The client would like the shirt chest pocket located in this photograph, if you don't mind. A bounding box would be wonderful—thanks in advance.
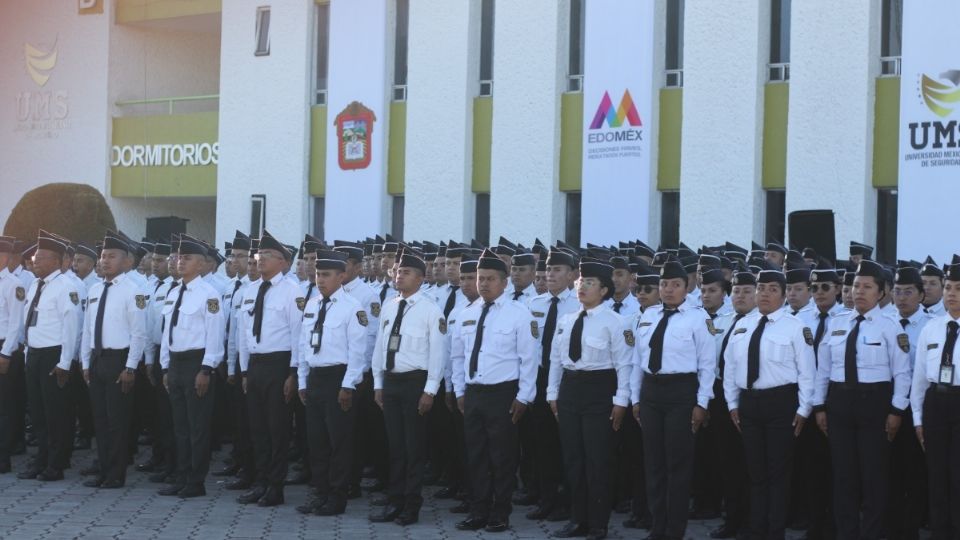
[583,335,610,363]
[764,333,794,365]
[926,343,944,371]
[827,333,850,368]
[665,325,694,354]
[176,300,202,330]
[320,315,348,348]
[858,331,887,366]
[635,324,654,347]
[401,325,428,354]
[491,325,515,354]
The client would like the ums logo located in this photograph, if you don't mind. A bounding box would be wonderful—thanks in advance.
[909,70,960,150]
[24,39,58,87]
[920,70,960,118]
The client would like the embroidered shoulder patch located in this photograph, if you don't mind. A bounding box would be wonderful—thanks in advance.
[624,330,635,347]
[371,302,381,317]
[802,327,814,346]
[530,321,540,339]
[69,292,79,305]
[831,329,847,336]
[439,319,447,334]
[357,311,369,327]
[135,295,147,310]
[897,333,910,353]
[928,343,940,350]
[734,327,747,335]
[15,287,25,302]
[295,297,306,311]
[207,298,220,314]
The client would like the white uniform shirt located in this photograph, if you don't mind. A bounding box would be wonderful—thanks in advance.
[145,278,178,364]
[342,277,381,371]
[510,282,538,306]
[159,276,225,370]
[450,292,539,404]
[606,293,641,319]
[722,308,817,417]
[796,302,849,357]
[924,300,945,317]
[0,268,26,356]
[910,313,960,425]
[226,279,254,376]
[896,308,933,369]
[22,270,81,370]
[237,272,303,372]
[297,287,368,390]
[14,266,36,290]
[80,273,148,370]
[528,288,581,368]
[371,290,445,395]
[546,305,633,407]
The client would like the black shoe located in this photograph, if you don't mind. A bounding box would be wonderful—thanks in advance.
[455,517,488,530]
[449,501,470,514]
[83,478,103,488]
[690,507,721,520]
[296,497,324,515]
[586,528,607,540]
[346,484,361,499]
[364,480,385,492]
[100,479,124,489]
[614,500,631,513]
[370,504,402,523]
[315,498,346,516]
[211,464,240,477]
[36,469,63,481]
[787,517,810,531]
[370,494,390,506]
[80,464,99,476]
[225,478,252,491]
[284,470,310,486]
[135,460,158,473]
[257,486,284,507]
[17,467,41,480]
[158,484,185,496]
[526,505,554,520]
[178,485,206,498]
[237,486,267,504]
[485,518,509,533]
[710,524,739,539]
[552,522,589,537]
[513,490,539,506]
[546,506,571,522]
[73,437,91,450]
[395,509,419,526]
[0,461,10,474]
[148,471,172,483]
[623,514,653,530]
[434,486,456,499]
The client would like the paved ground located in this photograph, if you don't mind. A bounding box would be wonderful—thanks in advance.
[0,447,926,539]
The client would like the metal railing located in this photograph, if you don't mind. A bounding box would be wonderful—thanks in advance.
[567,74,583,93]
[880,56,901,77]
[768,62,790,82]
[665,69,684,88]
[115,94,219,115]
[479,79,494,97]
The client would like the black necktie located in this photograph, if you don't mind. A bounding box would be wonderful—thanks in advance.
[513,290,524,301]
[814,312,829,349]
[648,308,679,373]
[792,309,799,316]
[168,284,187,346]
[305,282,316,301]
[541,296,560,369]
[386,299,408,371]
[380,282,389,304]
[153,279,165,295]
[224,279,244,340]
[747,315,769,389]
[469,302,494,378]
[444,286,459,320]
[718,313,746,377]
[24,279,45,345]
[312,297,332,353]
[93,281,113,355]
[942,321,959,368]
[899,318,910,330]
[160,281,178,334]
[251,280,272,343]
[845,315,865,384]
[613,301,623,313]
[568,310,588,362]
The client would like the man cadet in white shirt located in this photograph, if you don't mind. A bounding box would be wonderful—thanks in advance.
[605,255,640,318]
[0,236,26,474]
[80,232,148,489]
[921,257,946,316]
[509,250,538,305]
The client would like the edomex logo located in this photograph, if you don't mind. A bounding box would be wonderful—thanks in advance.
[588,90,642,143]
[909,70,960,150]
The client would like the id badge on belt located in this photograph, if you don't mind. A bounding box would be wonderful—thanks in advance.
[388,334,401,353]
[940,364,954,385]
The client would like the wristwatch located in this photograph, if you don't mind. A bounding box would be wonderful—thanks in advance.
[125,368,136,375]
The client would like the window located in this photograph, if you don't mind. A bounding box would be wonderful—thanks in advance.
[665,0,684,87]
[315,3,330,104]
[876,189,898,263]
[255,6,271,56]
[660,191,680,247]
[880,0,902,76]
[567,0,585,92]
[565,192,582,246]
[769,0,790,81]
[250,194,266,238]
[478,0,495,96]
[312,197,325,240]
[393,0,410,101]
[475,194,490,245]
[765,190,786,244]
[391,196,405,239]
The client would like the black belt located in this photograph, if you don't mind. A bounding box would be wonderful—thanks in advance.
[310,364,347,374]
[930,383,960,395]
[644,371,697,382]
[250,351,290,363]
[27,345,61,353]
[742,383,798,396]
[385,369,426,380]
[92,348,129,358]
[170,349,204,360]
[466,379,517,392]
[562,368,616,379]
[829,381,891,391]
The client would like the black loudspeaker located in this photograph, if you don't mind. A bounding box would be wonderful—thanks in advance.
[788,210,836,264]
[146,216,189,244]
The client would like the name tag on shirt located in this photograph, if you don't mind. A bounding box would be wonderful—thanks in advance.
[244,299,255,305]
[89,297,99,304]
[304,312,315,319]
[462,320,476,327]
[928,343,940,350]
[832,330,847,336]
[532,311,545,317]
[734,328,747,335]
[940,364,954,385]
[638,322,652,328]
[165,301,174,306]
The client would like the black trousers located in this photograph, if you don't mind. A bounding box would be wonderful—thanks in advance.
[8,347,26,452]
[291,387,309,472]
[246,352,291,488]
[797,414,833,539]
[426,381,452,481]
[232,358,255,483]
[0,343,25,463]
[922,385,960,540]
[129,357,154,454]
[168,349,214,487]
[888,406,926,540]
[709,378,748,530]
[464,380,520,522]
[150,355,176,474]
[445,384,468,495]
[532,367,565,508]
[70,361,94,440]
[25,346,72,472]
[382,369,428,508]
[211,361,233,448]
[558,369,617,530]
[739,384,799,540]
[616,402,648,517]
[88,350,134,484]
[826,382,892,540]
[638,373,698,539]
[306,364,355,501]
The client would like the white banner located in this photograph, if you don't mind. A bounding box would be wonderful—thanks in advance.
[897,0,957,263]
[324,0,388,240]
[580,0,655,245]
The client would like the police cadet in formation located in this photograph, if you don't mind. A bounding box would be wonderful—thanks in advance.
[158,234,224,498]
[370,249,445,526]
[723,269,816,540]
[80,232,147,488]
[921,257,946,316]
[814,259,911,540]
[19,231,82,482]
[0,236,26,474]
[911,257,960,540]
[295,249,367,516]
[451,248,538,533]
[237,230,302,507]
[631,257,716,540]
[546,258,632,540]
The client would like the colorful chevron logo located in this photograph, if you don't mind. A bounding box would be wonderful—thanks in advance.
[920,70,960,118]
[589,90,642,129]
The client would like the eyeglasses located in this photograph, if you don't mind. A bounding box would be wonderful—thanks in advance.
[637,285,657,294]
[809,284,835,293]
